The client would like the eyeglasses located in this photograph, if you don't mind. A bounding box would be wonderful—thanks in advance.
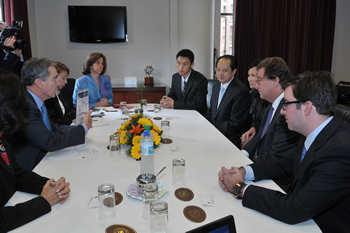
[281,100,304,110]
[256,77,265,84]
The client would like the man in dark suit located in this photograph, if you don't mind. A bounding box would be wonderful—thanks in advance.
[5,58,92,171]
[160,49,208,115]
[205,55,251,147]
[242,57,300,164]
[218,71,350,232]
[0,70,71,232]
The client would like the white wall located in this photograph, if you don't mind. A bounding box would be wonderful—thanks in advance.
[331,0,350,84]
[27,0,215,89]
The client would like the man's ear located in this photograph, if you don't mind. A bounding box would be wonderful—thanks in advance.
[304,101,313,116]
[232,68,237,76]
[191,62,194,68]
[274,76,280,88]
[34,78,42,88]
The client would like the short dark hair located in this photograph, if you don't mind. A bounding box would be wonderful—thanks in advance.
[248,59,262,70]
[216,55,238,72]
[82,52,107,75]
[291,71,337,116]
[257,57,291,86]
[176,49,194,64]
[0,69,27,133]
[55,62,70,76]
[21,58,56,86]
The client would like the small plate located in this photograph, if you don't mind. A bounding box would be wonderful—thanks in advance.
[126,181,168,200]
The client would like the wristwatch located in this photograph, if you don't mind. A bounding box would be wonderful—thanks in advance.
[231,182,246,199]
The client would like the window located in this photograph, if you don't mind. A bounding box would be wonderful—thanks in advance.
[220,0,234,56]
[0,1,4,22]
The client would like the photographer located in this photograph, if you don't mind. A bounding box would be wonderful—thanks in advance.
[0,22,24,77]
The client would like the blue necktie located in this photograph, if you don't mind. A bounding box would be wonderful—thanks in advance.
[217,86,225,109]
[260,106,274,138]
[300,146,307,163]
[41,104,51,131]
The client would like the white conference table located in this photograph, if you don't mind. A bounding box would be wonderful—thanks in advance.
[8,105,321,233]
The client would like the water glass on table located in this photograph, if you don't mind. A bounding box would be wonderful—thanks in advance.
[98,183,116,220]
[142,183,159,219]
[161,120,170,139]
[109,134,121,156]
[150,200,168,233]
[172,158,186,187]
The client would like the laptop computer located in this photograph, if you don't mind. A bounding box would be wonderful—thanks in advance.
[186,215,236,233]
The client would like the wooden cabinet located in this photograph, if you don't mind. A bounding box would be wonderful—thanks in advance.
[112,84,166,104]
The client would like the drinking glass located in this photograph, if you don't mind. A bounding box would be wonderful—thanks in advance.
[161,120,170,139]
[172,158,186,187]
[150,200,168,233]
[98,183,116,220]
[109,134,121,156]
[142,184,159,219]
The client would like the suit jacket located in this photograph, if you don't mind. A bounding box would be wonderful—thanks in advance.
[243,116,350,232]
[244,100,301,163]
[249,88,269,132]
[0,50,23,77]
[45,94,75,125]
[5,91,86,171]
[205,78,251,147]
[167,69,208,115]
[0,138,51,232]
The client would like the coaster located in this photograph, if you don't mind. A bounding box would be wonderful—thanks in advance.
[183,205,206,223]
[115,192,123,206]
[148,110,154,112]
[106,224,137,233]
[175,188,194,202]
[121,117,129,120]
[153,117,162,120]
[161,138,173,144]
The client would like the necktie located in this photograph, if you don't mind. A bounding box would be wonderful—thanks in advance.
[182,80,187,96]
[217,86,225,109]
[41,104,52,131]
[300,146,307,163]
[260,106,274,138]
[254,106,274,158]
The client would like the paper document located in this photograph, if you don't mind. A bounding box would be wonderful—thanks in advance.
[48,145,104,160]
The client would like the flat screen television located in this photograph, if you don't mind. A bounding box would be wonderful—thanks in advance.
[68,6,128,43]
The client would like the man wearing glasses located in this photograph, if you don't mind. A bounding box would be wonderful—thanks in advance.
[4,58,93,171]
[218,71,350,232]
[241,57,301,192]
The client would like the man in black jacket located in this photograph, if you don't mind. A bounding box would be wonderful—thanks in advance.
[160,49,208,115]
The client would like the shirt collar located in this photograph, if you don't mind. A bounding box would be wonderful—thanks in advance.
[304,116,333,150]
[27,89,44,110]
[220,77,234,90]
[182,69,192,82]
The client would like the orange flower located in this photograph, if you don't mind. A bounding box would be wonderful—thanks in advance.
[128,123,143,137]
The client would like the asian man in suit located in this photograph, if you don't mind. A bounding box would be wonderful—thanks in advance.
[218,71,350,232]
[5,58,93,171]
[160,49,208,115]
[205,55,251,147]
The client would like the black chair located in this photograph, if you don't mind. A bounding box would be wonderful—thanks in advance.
[336,81,350,106]
[206,79,220,108]
[59,78,76,111]
[335,104,350,124]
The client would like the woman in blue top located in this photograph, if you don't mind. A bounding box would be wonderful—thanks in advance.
[73,52,113,108]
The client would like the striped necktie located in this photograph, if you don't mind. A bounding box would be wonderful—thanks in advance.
[182,80,187,96]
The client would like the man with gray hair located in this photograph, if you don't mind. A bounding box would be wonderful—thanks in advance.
[5,58,92,170]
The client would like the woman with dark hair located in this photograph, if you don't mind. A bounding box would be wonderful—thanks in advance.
[0,69,70,232]
[45,62,76,125]
[241,59,269,147]
[72,52,113,108]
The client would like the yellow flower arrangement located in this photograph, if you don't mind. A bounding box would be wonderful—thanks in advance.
[116,114,162,160]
